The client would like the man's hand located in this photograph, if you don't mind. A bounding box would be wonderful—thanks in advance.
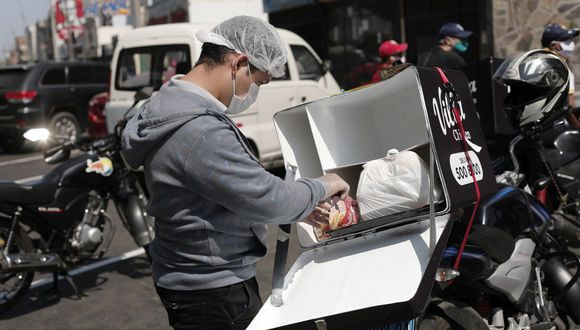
[318,174,350,200]
[302,201,331,228]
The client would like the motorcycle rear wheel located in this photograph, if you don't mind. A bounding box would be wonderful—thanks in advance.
[0,223,35,313]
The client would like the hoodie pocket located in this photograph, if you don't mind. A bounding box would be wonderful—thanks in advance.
[241,224,268,267]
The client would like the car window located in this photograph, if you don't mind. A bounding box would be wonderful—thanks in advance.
[161,50,190,84]
[290,45,322,81]
[0,68,29,88]
[96,67,109,83]
[116,45,191,91]
[69,66,109,85]
[41,68,66,85]
[117,52,153,89]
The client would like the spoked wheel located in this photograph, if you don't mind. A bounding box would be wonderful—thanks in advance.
[0,223,34,313]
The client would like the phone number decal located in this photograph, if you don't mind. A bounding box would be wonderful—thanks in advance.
[449,151,483,186]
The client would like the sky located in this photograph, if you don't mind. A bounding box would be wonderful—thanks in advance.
[0,0,52,58]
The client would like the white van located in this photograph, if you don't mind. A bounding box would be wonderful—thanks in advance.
[105,23,340,168]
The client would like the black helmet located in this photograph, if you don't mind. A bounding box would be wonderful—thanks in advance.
[498,49,569,134]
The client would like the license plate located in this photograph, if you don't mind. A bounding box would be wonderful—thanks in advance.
[368,319,414,330]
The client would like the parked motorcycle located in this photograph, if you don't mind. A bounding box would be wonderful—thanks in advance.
[495,123,580,250]
[421,51,580,330]
[0,88,154,312]
[490,52,580,249]
[422,183,580,329]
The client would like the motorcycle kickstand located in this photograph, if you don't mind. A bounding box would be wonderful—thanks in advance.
[51,268,82,300]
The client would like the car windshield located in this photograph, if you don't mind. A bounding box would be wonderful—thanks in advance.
[0,68,29,89]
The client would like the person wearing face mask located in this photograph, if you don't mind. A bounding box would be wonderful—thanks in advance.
[371,40,408,83]
[419,22,472,69]
[542,23,580,128]
[122,16,349,330]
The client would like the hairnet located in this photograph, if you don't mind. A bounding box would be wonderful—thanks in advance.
[196,16,288,78]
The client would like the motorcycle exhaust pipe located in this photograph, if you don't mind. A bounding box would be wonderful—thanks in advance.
[0,253,62,272]
[541,256,580,323]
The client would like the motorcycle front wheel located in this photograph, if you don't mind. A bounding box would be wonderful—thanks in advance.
[420,314,464,330]
[0,222,35,313]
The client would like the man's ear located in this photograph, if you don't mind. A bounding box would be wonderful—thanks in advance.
[231,54,249,75]
[551,41,562,51]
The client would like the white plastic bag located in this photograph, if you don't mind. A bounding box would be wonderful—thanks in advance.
[356,149,434,221]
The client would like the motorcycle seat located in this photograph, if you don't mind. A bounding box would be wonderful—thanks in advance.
[0,170,60,204]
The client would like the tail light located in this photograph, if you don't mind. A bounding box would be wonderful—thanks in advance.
[88,93,109,138]
[536,188,547,205]
[5,90,37,103]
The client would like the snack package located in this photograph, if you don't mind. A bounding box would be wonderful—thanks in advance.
[314,196,360,240]
[356,149,438,221]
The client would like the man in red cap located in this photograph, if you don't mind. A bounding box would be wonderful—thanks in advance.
[371,40,408,83]
[419,22,472,69]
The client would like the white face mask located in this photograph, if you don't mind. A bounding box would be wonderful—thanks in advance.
[560,39,575,57]
[227,63,260,115]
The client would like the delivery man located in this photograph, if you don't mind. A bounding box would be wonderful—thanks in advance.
[122,16,349,329]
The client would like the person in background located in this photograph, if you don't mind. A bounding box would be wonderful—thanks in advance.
[542,23,580,128]
[419,22,472,69]
[371,40,408,83]
[122,16,350,330]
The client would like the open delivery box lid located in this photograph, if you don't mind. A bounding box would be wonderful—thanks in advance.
[248,66,497,329]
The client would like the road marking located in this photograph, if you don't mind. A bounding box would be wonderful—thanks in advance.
[30,247,146,289]
[0,154,44,167]
[14,175,44,184]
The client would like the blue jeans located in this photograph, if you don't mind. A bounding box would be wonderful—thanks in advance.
[155,277,262,330]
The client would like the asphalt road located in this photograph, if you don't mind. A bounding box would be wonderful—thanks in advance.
[0,143,303,329]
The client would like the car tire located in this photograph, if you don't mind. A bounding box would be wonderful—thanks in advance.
[49,112,81,144]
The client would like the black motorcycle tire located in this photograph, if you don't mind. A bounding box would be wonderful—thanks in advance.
[420,314,464,330]
[0,136,26,154]
[0,223,35,313]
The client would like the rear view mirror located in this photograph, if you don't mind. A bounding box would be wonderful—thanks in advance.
[134,86,153,102]
[321,60,332,75]
[44,145,71,164]
[124,86,154,120]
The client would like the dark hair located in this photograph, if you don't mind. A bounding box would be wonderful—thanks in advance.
[195,43,236,67]
[195,42,260,72]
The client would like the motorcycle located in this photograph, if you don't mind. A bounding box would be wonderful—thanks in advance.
[0,88,154,312]
[421,182,580,329]
[493,124,580,253]
[421,51,580,330]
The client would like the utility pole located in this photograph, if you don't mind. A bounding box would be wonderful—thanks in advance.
[51,0,61,61]
[132,0,142,27]
[65,0,75,61]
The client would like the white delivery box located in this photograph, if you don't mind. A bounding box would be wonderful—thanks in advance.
[248,65,497,330]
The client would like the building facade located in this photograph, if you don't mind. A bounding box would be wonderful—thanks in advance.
[267,0,580,89]
[493,0,580,88]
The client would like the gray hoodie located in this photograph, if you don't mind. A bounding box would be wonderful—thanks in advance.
[122,76,326,291]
